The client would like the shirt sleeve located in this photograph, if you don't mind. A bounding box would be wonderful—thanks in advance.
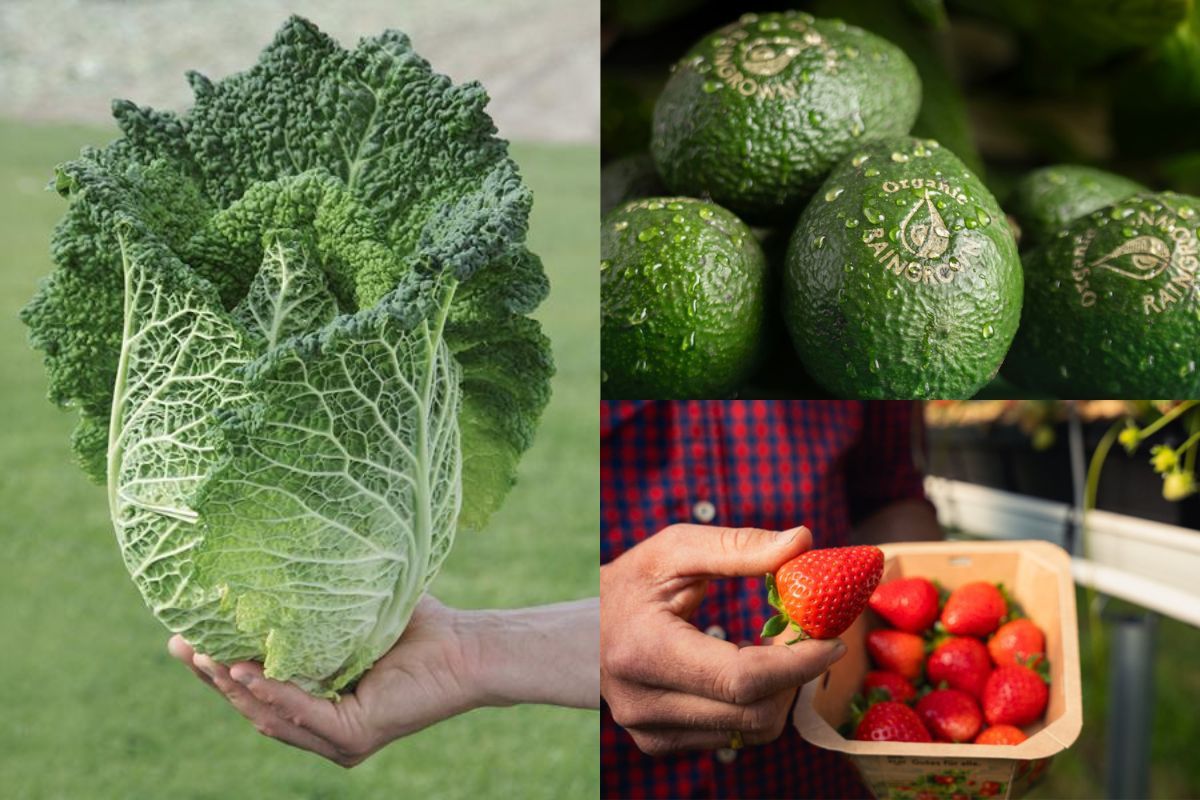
[844,400,929,523]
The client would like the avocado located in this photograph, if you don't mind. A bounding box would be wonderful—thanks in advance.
[651,11,921,224]
[1009,165,1147,248]
[601,197,766,398]
[783,136,1022,398]
[1004,192,1200,397]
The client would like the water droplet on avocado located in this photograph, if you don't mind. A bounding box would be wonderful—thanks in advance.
[613,220,629,232]
[1121,226,1135,238]
[600,259,611,273]
[845,218,859,229]
[1181,207,1196,219]
[824,187,844,202]
[863,206,884,223]
[634,358,649,373]
[852,154,870,167]
[864,168,880,177]
[981,323,994,339]
[672,214,685,224]
[976,208,991,226]
[637,228,661,242]
[667,202,684,210]
[1059,365,1070,379]
[886,287,898,300]
[964,218,978,230]
[698,207,714,220]
[813,235,826,250]
[702,80,722,94]
[1109,206,1134,220]
[844,263,855,273]
[890,152,910,163]
[628,308,648,326]
[845,46,860,59]
[808,110,825,127]
[868,358,880,374]
[680,332,696,351]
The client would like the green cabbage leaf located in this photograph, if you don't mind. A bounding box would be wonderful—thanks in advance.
[22,16,552,695]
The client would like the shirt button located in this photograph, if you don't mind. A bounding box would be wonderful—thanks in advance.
[704,625,726,640]
[715,747,738,764]
[692,500,716,523]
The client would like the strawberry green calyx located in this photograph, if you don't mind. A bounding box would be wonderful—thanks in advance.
[762,572,806,643]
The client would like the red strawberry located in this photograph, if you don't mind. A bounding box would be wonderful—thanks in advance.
[869,576,941,633]
[932,775,955,785]
[941,581,1007,636]
[988,618,1046,668]
[867,629,926,681]
[853,701,933,742]
[916,688,984,743]
[983,665,1049,726]
[762,545,884,641]
[975,724,1029,745]
[927,637,992,698]
[979,780,1002,796]
[863,670,917,703]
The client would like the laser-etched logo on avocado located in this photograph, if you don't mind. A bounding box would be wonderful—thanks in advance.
[899,193,951,260]
[708,16,837,99]
[859,182,976,286]
[1090,236,1171,281]
[1070,207,1200,314]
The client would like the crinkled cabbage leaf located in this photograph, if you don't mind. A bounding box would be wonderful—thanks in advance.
[21,16,552,695]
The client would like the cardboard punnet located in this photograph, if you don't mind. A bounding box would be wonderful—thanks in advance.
[793,540,1082,800]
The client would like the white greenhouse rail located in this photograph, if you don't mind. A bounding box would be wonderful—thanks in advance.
[925,476,1200,628]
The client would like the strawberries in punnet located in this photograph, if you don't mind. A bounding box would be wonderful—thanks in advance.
[762,545,884,642]
[983,664,1049,726]
[916,688,983,742]
[854,701,933,742]
[974,724,1029,745]
[927,636,993,699]
[863,670,917,703]
[941,581,1007,636]
[867,629,926,681]
[869,576,941,633]
[988,618,1046,668]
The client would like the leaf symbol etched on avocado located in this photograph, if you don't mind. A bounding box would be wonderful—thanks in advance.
[740,37,806,77]
[1090,236,1171,280]
[899,192,950,260]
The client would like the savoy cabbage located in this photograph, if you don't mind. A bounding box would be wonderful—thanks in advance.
[21,16,552,695]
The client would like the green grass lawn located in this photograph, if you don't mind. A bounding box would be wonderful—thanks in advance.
[0,118,599,799]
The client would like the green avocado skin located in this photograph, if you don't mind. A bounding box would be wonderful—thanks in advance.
[784,136,1022,399]
[1009,165,1147,248]
[602,197,766,398]
[1004,192,1200,397]
[651,11,921,225]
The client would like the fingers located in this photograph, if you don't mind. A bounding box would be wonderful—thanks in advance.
[227,662,348,742]
[614,617,844,702]
[191,654,348,763]
[168,635,217,691]
[612,684,797,738]
[630,727,756,757]
[654,524,812,578]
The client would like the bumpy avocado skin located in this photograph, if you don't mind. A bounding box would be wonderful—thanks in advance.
[1009,165,1147,248]
[651,11,921,225]
[784,136,1022,399]
[1004,192,1200,397]
[601,197,766,398]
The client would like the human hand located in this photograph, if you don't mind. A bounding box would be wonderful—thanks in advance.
[169,594,478,767]
[600,524,847,755]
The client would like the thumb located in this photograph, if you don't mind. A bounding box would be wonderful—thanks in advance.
[655,523,812,578]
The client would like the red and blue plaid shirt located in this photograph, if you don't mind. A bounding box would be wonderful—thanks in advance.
[601,401,928,799]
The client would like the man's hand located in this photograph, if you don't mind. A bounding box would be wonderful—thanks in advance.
[170,595,476,767]
[600,524,847,756]
[170,595,599,768]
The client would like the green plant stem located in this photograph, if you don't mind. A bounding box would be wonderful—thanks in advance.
[1082,419,1123,677]
[1134,400,1199,442]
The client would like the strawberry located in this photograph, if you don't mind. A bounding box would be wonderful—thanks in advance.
[853,701,933,742]
[974,724,1029,745]
[915,688,983,743]
[988,618,1046,668]
[867,629,926,681]
[761,545,883,642]
[869,576,940,633]
[983,665,1049,726]
[940,581,1007,636]
[927,636,992,699]
[863,670,917,703]
[979,780,1002,796]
